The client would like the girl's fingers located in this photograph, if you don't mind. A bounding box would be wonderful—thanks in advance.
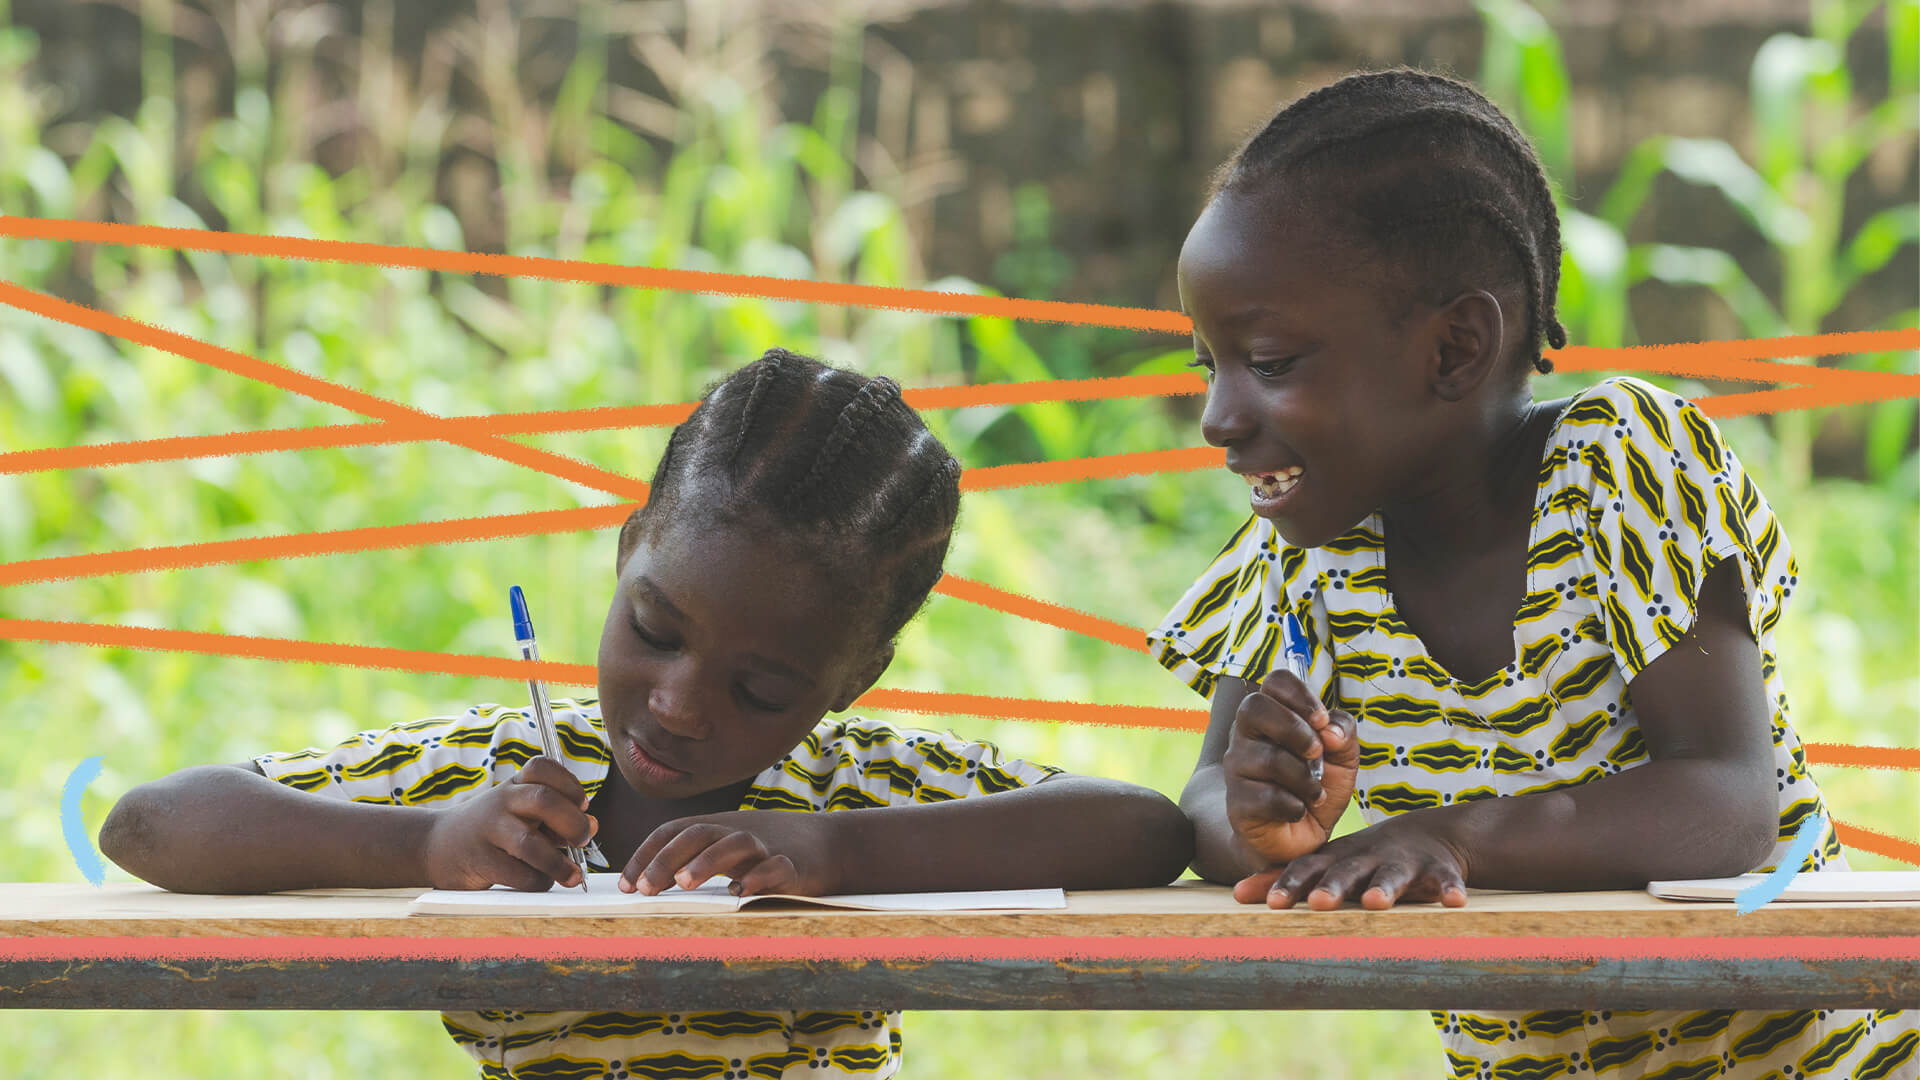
[1223,742,1319,821]
[510,757,589,808]
[1253,668,1326,726]
[497,820,582,887]
[628,823,726,894]
[482,846,559,894]
[1317,708,1358,761]
[1232,692,1321,760]
[1302,856,1381,911]
[1233,867,1285,905]
[619,821,685,891]
[674,832,766,892]
[731,854,799,898]
[1267,855,1334,909]
[1360,863,1417,911]
[1433,864,1470,908]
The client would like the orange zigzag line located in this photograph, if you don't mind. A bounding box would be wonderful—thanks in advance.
[0,279,1138,642]
[0,619,1206,730]
[0,506,1147,653]
[0,280,651,502]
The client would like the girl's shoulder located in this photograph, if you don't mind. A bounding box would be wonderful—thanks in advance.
[1548,376,1742,478]
[1554,376,1717,445]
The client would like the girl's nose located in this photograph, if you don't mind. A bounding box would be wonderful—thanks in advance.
[648,673,709,739]
[1200,375,1255,448]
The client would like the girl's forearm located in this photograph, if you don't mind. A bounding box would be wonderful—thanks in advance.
[824,775,1195,894]
[1180,765,1273,885]
[1424,756,1779,890]
[100,765,439,893]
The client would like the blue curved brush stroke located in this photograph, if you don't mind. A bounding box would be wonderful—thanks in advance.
[61,755,106,886]
[1735,810,1825,915]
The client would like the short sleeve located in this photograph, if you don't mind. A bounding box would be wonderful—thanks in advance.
[253,700,611,808]
[1146,515,1308,698]
[740,717,1062,812]
[1567,378,1796,679]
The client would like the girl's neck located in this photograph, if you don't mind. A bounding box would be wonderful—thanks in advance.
[1379,393,1551,569]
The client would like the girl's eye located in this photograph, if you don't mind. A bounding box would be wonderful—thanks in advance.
[1249,357,1297,379]
[628,617,676,651]
[736,686,789,713]
[1187,356,1215,376]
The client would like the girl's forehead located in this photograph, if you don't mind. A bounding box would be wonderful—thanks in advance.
[622,520,864,650]
[1180,195,1381,315]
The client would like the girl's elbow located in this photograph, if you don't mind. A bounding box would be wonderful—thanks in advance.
[1131,792,1197,884]
[1734,793,1783,873]
[98,789,157,876]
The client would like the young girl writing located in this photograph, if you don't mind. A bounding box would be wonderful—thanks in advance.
[1151,70,1917,1078]
[102,348,1194,1080]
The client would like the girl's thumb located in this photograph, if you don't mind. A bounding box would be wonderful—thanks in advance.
[1320,708,1360,769]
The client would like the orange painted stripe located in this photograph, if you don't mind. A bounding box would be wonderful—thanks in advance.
[0,505,636,587]
[1696,382,1920,419]
[1551,333,1920,381]
[0,618,601,684]
[931,576,1147,653]
[961,447,1223,491]
[1833,820,1920,868]
[0,218,1192,333]
[0,280,651,503]
[0,618,1205,729]
[0,378,1208,478]
[1803,743,1920,772]
[854,688,1208,731]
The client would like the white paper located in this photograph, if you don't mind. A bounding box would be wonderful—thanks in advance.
[1647,870,1920,902]
[409,873,1067,916]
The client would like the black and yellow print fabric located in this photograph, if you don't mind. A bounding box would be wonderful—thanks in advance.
[1149,377,1918,1078]
[257,702,1058,1079]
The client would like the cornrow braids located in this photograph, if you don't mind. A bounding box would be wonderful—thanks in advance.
[1214,68,1567,374]
[633,347,962,648]
[792,375,907,505]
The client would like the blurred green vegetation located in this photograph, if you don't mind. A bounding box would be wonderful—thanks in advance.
[0,1,1913,1077]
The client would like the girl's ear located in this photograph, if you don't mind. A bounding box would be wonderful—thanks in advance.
[1428,288,1507,402]
[831,643,895,713]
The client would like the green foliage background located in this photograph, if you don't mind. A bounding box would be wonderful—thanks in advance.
[0,1,1913,1076]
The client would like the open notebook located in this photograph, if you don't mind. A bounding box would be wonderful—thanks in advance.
[1647,871,1920,903]
[409,873,1067,915]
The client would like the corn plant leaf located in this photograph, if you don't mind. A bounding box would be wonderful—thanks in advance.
[1750,33,1841,187]
[1893,0,1919,94]
[1659,137,1812,247]
[1627,243,1790,337]
[1832,204,1920,308]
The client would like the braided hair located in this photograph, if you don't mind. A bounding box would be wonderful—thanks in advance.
[623,347,961,648]
[1210,68,1567,374]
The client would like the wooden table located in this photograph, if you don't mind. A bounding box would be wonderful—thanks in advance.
[2,882,1916,1011]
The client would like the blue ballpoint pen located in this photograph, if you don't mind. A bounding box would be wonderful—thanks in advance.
[1283,612,1323,783]
[509,585,596,892]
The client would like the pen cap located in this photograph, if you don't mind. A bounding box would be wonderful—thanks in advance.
[509,585,535,643]
[1283,611,1309,661]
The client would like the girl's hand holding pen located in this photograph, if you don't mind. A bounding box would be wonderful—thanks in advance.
[621,810,837,898]
[1222,666,1359,866]
[421,757,599,891]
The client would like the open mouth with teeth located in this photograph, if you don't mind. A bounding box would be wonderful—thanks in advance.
[1244,466,1304,502]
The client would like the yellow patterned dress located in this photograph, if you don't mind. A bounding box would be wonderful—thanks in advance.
[1149,376,1919,1079]
[256,701,1060,1079]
